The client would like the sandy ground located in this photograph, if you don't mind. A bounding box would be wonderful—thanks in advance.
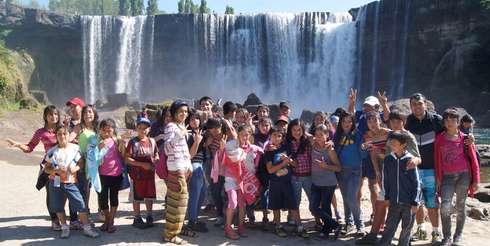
[0,109,489,246]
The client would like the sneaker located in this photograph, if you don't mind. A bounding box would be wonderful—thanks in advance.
[69,221,83,230]
[188,220,208,233]
[275,225,288,238]
[412,227,428,241]
[453,234,462,246]
[342,224,355,235]
[356,228,367,237]
[214,216,225,227]
[60,225,70,239]
[83,226,100,238]
[440,238,452,246]
[146,215,154,227]
[332,223,342,240]
[355,232,378,245]
[296,225,309,239]
[238,224,248,237]
[224,225,240,240]
[51,221,61,231]
[132,216,148,229]
[431,231,441,244]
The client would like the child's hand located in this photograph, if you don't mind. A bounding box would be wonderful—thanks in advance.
[6,139,16,147]
[121,130,133,140]
[266,144,277,151]
[348,88,357,105]
[361,142,372,151]
[98,142,106,149]
[411,205,418,213]
[406,157,420,169]
[315,159,328,169]
[194,129,203,143]
[219,134,228,150]
[472,182,479,192]
[377,90,388,106]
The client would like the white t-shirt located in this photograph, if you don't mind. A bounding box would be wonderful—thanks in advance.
[45,143,81,183]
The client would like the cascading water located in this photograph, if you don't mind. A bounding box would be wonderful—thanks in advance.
[81,15,154,104]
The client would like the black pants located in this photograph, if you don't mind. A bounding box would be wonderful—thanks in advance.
[45,183,58,221]
[379,203,415,246]
[210,175,225,217]
[97,175,123,210]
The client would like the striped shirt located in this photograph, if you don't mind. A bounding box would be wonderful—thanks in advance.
[164,122,192,171]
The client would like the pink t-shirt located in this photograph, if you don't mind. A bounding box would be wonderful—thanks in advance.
[437,134,468,174]
[98,138,123,176]
[27,128,57,153]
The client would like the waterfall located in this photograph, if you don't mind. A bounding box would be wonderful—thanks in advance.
[370,1,380,95]
[81,15,154,103]
[193,12,357,111]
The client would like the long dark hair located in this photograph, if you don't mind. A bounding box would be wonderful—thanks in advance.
[43,105,61,129]
[81,105,99,132]
[333,112,357,146]
[286,119,309,156]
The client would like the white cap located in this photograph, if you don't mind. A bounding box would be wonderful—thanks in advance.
[363,96,380,107]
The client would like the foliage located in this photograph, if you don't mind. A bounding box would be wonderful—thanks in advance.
[482,0,490,9]
[48,0,120,15]
[119,0,130,15]
[177,0,204,14]
[146,0,158,15]
[225,5,234,15]
[131,0,143,15]
[199,0,209,14]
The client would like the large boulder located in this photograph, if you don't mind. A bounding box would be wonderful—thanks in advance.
[477,145,490,160]
[388,98,435,115]
[19,95,39,109]
[104,93,140,110]
[475,188,490,203]
[300,110,316,125]
[243,93,262,107]
[29,90,49,105]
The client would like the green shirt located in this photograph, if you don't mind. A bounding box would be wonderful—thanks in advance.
[385,129,420,158]
[77,128,96,156]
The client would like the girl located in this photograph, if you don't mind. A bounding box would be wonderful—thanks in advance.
[44,126,99,239]
[334,113,366,235]
[97,119,125,233]
[185,109,208,234]
[234,107,255,134]
[286,119,313,224]
[308,111,327,135]
[6,105,61,230]
[163,100,193,245]
[435,109,479,246]
[149,106,171,147]
[360,112,390,219]
[310,124,342,239]
[222,125,263,240]
[71,105,99,219]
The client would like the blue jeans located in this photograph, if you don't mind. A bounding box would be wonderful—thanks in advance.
[70,171,88,222]
[292,176,312,207]
[187,162,207,222]
[338,167,363,229]
[48,180,87,213]
[309,183,338,232]
[379,203,415,246]
[441,172,470,240]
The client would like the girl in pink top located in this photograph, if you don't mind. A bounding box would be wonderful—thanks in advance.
[97,119,125,233]
[6,105,61,231]
[222,125,263,240]
[434,109,479,245]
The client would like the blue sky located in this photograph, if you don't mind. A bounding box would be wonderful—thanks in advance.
[28,0,375,14]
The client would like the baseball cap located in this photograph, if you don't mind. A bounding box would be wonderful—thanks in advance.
[363,96,380,107]
[136,117,151,127]
[409,93,426,102]
[170,99,189,117]
[279,101,290,109]
[329,115,339,125]
[66,97,86,107]
[275,115,289,125]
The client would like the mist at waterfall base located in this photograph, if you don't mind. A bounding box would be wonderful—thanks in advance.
[81,7,394,113]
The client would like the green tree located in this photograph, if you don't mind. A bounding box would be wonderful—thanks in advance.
[184,0,191,13]
[225,5,234,15]
[28,0,40,8]
[482,0,490,9]
[119,0,130,15]
[146,0,158,15]
[178,0,184,13]
[131,0,143,15]
[199,0,209,14]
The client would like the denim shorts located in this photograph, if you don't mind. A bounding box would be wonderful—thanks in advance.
[418,169,439,209]
[48,180,87,213]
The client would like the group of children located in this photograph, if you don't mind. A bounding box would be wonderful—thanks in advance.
[6,91,481,246]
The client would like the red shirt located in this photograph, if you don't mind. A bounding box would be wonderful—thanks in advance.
[27,128,57,153]
[126,137,158,180]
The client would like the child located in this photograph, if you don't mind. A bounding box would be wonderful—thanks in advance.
[360,112,390,220]
[235,107,255,133]
[459,114,475,135]
[44,126,99,239]
[254,117,272,226]
[253,104,270,126]
[308,111,327,135]
[379,131,421,246]
[333,112,366,235]
[163,100,193,244]
[185,109,208,233]
[357,111,421,245]
[125,116,158,230]
[6,105,61,230]
[222,101,238,141]
[97,119,125,233]
[199,96,214,123]
[222,125,263,240]
[254,117,272,149]
[275,115,289,133]
[435,109,480,246]
[279,101,291,119]
[310,124,342,239]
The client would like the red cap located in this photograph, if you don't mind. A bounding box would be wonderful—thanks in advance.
[276,115,289,124]
[66,97,86,107]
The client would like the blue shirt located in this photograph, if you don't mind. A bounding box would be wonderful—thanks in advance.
[334,131,366,168]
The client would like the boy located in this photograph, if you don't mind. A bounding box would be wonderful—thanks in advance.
[265,127,307,238]
[44,126,99,239]
[379,131,421,246]
[125,116,159,229]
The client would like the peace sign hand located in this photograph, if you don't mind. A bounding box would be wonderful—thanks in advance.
[377,90,388,106]
[348,88,358,105]
[194,128,203,143]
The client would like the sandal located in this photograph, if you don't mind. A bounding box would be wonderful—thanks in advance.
[180,226,198,238]
[164,236,188,245]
